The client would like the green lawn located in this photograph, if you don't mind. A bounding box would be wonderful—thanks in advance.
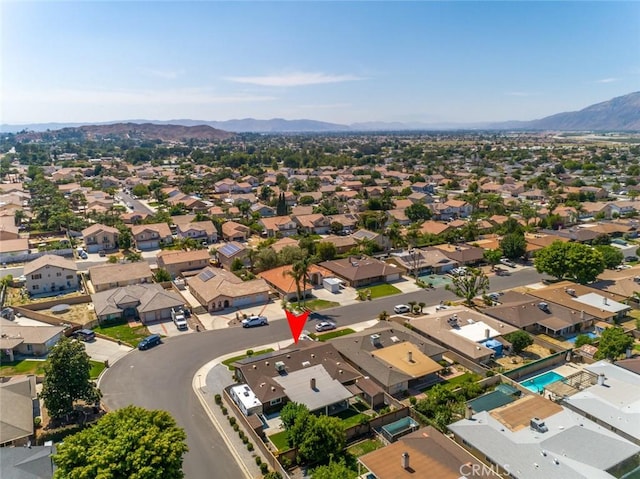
[314,328,356,342]
[0,359,48,376]
[0,359,106,379]
[297,299,340,311]
[93,321,150,347]
[89,360,106,379]
[269,430,290,451]
[347,438,384,457]
[221,348,275,371]
[336,406,370,428]
[357,283,402,299]
[420,372,481,393]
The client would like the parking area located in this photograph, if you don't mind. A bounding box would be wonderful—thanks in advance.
[82,337,132,365]
[146,319,195,337]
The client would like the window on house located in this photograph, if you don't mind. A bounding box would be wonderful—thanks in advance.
[57,272,62,277]
[31,274,41,280]
[66,275,73,279]
[32,285,39,290]
[269,398,282,405]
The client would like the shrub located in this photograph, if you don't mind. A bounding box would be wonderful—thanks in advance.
[221,407,228,416]
[246,349,254,356]
[486,370,495,377]
[247,442,253,451]
[409,396,417,406]
[34,416,42,428]
[233,423,239,432]
[229,417,236,426]
[242,436,249,444]
[214,394,222,405]
[260,463,269,474]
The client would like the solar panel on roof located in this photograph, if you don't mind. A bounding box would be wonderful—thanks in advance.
[198,269,215,282]
[219,243,241,256]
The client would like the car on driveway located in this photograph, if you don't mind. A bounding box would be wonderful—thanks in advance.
[315,321,337,332]
[138,334,161,350]
[500,258,516,268]
[394,304,411,314]
[242,315,268,328]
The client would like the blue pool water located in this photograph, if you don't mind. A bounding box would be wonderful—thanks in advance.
[520,371,564,393]
[565,332,598,344]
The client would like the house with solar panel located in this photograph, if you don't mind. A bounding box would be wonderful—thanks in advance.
[216,241,250,271]
[187,266,270,312]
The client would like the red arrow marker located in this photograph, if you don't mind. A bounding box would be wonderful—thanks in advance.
[285,309,310,344]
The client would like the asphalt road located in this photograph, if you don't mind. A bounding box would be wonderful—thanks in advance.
[100,267,546,478]
[119,189,155,215]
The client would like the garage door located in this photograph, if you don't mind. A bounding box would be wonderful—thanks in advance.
[233,293,267,307]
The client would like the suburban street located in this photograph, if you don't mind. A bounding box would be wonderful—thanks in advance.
[118,189,155,215]
[100,267,547,478]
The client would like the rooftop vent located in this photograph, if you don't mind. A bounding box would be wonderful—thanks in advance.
[275,361,286,372]
[566,288,576,296]
[530,417,548,433]
[302,361,311,367]
[538,302,549,312]
[370,334,381,347]
[401,452,410,470]
[390,336,400,343]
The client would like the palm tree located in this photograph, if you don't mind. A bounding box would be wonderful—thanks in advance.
[408,300,417,314]
[418,302,426,313]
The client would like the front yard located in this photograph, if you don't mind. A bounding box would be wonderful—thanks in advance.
[93,321,150,347]
[312,328,356,342]
[356,283,402,299]
[0,359,106,380]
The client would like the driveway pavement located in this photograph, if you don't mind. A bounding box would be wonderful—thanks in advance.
[147,319,195,337]
[83,337,132,365]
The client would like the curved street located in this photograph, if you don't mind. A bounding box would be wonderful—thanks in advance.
[100,268,545,478]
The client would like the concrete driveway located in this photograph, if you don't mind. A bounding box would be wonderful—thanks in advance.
[82,337,132,365]
[146,319,194,337]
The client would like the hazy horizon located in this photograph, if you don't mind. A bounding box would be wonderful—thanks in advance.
[3,2,639,125]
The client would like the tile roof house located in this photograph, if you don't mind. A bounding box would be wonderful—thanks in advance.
[187,266,270,312]
[319,255,401,287]
[221,221,251,242]
[0,319,65,361]
[258,264,332,301]
[156,249,211,279]
[389,248,457,276]
[359,426,494,479]
[24,255,78,296]
[331,325,445,395]
[0,238,30,264]
[433,243,485,265]
[81,223,119,253]
[91,283,185,324]
[293,214,332,235]
[258,215,298,238]
[233,342,360,414]
[88,262,153,293]
[216,241,250,271]
[175,220,217,244]
[130,223,173,250]
[0,375,38,446]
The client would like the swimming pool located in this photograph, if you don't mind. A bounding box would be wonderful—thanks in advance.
[565,331,599,344]
[520,371,564,393]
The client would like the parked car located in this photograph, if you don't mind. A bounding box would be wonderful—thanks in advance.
[171,308,188,330]
[500,258,516,268]
[98,250,106,257]
[242,315,268,328]
[75,329,95,342]
[493,267,510,276]
[394,304,411,314]
[625,256,638,263]
[450,266,468,276]
[315,321,337,332]
[138,334,161,350]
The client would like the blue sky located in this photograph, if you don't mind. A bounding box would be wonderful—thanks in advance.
[2,1,639,125]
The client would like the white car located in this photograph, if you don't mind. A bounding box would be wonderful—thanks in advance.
[242,315,268,328]
[394,304,411,314]
[315,321,337,332]
[500,258,516,268]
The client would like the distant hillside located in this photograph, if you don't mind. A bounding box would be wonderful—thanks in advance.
[14,122,234,142]
[205,118,350,132]
[492,91,640,131]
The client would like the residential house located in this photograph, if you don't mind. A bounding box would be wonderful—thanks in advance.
[167,194,207,212]
[389,248,457,276]
[249,203,275,217]
[591,265,640,300]
[0,375,38,446]
[214,178,236,194]
[233,342,360,415]
[221,221,251,242]
[0,223,20,241]
[0,238,30,264]
[0,319,65,361]
[433,243,485,266]
[92,284,185,324]
[351,229,391,251]
[483,291,596,336]
[319,235,358,254]
[216,241,250,271]
[258,215,298,238]
[88,262,154,293]
[328,213,360,232]
[156,249,211,279]
[359,426,494,478]
[258,264,332,301]
[24,255,78,295]
[409,306,517,364]
[448,395,640,479]
[269,237,300,254]
[331,325,445,395]
[419,220,452,237]
[120,211,149,224]
[130,223,172,250]
[81,223,119,253]
[175,220,217,244]
[319,255,401,288]
[410,181,434,194]
[294,213,332,235]
[187,267,270,312]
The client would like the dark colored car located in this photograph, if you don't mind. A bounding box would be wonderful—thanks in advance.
[76,329,96,342]
[138,334,161,350]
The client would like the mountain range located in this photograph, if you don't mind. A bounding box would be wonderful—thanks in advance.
[3,91,639,134]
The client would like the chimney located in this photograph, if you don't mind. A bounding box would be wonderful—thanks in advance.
[603,297,608,306]
[402,452,410,470]
[465,405,474,420]
[580,310,585,320]
[407,351,413,363]
[310,378,316,390]
[598,373,606,386]
[485,328,491,339]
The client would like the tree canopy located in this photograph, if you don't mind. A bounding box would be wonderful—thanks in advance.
[446,268,489,306]
[53,405,188,479]
[499,232,527,260]
[594,245,624,269]
[534,241,605,284]
[595,327,633,361]
[504,330,533,354]
[40,337,100,421]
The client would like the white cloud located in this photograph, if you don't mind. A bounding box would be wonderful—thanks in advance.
[595,77,617,84]
[226,71,364,87]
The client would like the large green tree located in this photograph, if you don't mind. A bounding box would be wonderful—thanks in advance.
[483,248,503,270]
[40,337,101,421]
[535,241,605,284]
[53,405,188,479]
[594,245,624,269]
[297,415,346,465]
[504,330,534,354]
[500,232,527,260]
[595,327,633,361]
[311,459,357,479]
[445,267,490,306]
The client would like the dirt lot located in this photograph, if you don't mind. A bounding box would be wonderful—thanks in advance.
[42,304,96,326]
[494,343,554,371]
